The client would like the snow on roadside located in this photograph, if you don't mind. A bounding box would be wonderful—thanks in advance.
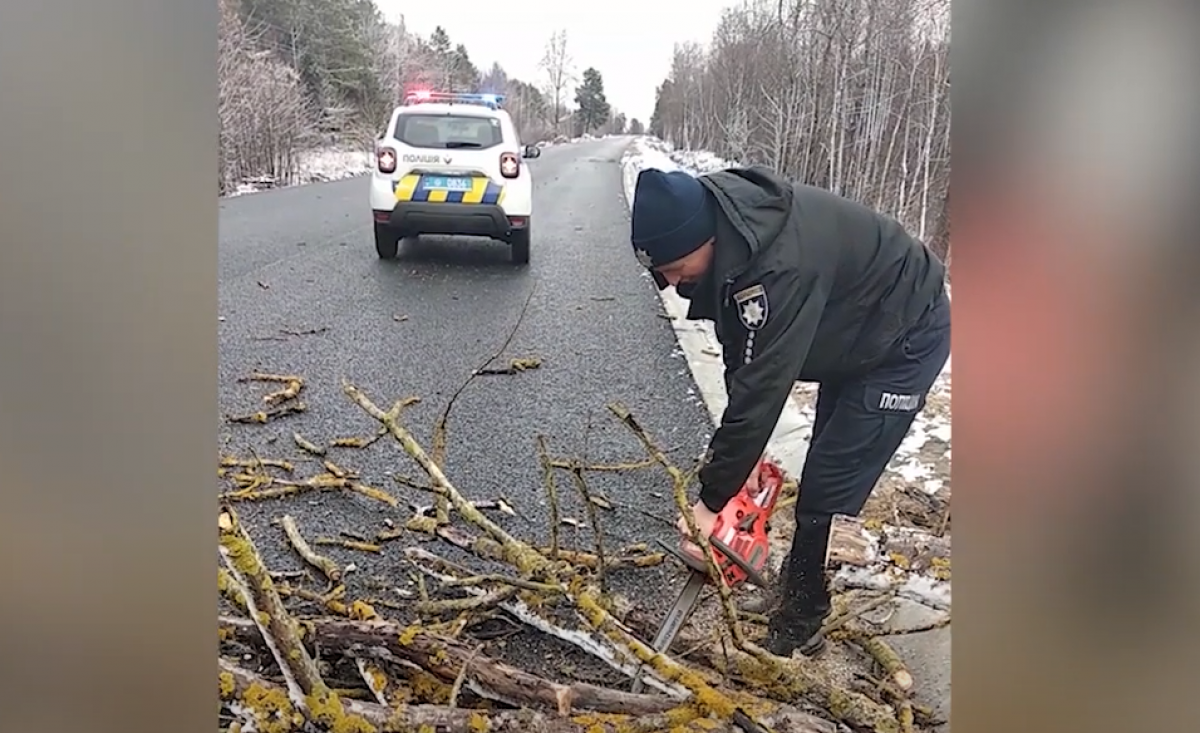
[620,135,952,526]
[223,132,630,197]
[223,147,373,198]
[539,132,628,148]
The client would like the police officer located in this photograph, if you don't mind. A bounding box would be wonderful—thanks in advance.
[630,166,950,657]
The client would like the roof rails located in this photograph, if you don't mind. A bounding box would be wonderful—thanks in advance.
[403,91,506,110]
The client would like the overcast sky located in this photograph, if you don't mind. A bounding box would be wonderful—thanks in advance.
[372,1,734,123]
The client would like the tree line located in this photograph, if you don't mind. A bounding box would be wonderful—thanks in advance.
[219,0,629,194]
[647,0,951,260]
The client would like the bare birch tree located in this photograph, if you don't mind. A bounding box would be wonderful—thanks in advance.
[539,29,576,136]
[218,0,310,193]
[649,0,952,261]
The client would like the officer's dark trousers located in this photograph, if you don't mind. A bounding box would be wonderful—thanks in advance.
[780,289,952,623]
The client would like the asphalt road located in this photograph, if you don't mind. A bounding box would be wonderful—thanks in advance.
[218,137,715,678]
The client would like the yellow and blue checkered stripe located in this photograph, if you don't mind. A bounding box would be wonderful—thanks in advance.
[392,174,505,205]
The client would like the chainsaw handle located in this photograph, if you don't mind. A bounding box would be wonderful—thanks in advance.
[709,535,770,589]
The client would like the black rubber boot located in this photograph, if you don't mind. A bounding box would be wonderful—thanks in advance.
[765,614,828,658]
[764,513,833,658]
[737,557,788,616]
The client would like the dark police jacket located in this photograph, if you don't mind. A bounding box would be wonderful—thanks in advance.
[686,166,946,512]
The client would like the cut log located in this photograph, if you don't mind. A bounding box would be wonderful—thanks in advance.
[220,614,678,717]
[219,657,840,733]
[827,514,951,610]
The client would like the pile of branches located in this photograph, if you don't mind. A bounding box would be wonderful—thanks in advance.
[218,376,951,733]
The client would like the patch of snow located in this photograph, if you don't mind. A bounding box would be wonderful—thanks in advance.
[294,147,372,183]
[834,566,951,611]
[222,146,372,198]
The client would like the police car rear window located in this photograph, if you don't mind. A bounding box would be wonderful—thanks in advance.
[394,114,503,150]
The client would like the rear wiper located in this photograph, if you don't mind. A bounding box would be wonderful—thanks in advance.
[444,141,483,149]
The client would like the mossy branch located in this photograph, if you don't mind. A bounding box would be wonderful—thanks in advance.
[280,514,342,584]
[220,656,835,733]
[605,402,687,484]
[226,613,687,717]
[567,463,607,591]
[237,371,305,405]
[608,401,750,651]
[606,404,904,732]
[217,504,361,729]
[535,434,562,559]
[853,636,914,691]
[345,382,766,725]
[220,467,398,507]
[344,380,560,577]
[227,401,307,424]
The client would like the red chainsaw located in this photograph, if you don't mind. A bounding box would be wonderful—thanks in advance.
[630,457,786,697]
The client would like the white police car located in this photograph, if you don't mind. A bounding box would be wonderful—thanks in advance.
[370,91,540,265]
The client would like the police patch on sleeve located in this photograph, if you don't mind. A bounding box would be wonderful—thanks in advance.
[733,283,769,330]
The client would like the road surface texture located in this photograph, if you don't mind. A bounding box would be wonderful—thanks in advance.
[219,136,716,684]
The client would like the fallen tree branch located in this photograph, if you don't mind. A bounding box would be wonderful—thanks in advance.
[535,434,563,559]
[854,636,914,692]
[220,455,294,473]
[315,537,382,554]
[402,547,686,697]
[569,461,607,590]
[218,504,368,731]
[608,402,761,666]
[342,381,892,732]
[227,401,306,424]
[546,457,656,472]
[475,356,543,375]
[238,371,305,405]
[220,468,399,508]
[219,657,838,733]
[293,432,326,456]
[280,515,341,584]
[221,614,679,716]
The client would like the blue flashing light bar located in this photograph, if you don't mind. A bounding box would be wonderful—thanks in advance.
[404,91,506,109]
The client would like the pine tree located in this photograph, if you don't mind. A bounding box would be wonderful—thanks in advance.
[573,67,611,134]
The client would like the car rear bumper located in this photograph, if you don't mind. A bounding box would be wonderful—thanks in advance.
[375,203,528,239]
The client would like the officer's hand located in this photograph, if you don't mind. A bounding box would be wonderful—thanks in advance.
[677,500,719,552]
[744,459,764,497]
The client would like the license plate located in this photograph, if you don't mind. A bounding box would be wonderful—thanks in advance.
[421,176,473,191]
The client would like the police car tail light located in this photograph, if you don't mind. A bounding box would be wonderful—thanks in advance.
[499,152,520,179]
[376,146,397,174]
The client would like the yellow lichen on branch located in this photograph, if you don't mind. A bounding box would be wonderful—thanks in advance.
[218,504,373,733]
[855,636,914,691]
[280,514,342,584]
[341,381,775,729]
[535,435,562,559]
[220,465,398,508]
[228,402,307,424]
[606,402,748,648]
[605,402,904,733]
